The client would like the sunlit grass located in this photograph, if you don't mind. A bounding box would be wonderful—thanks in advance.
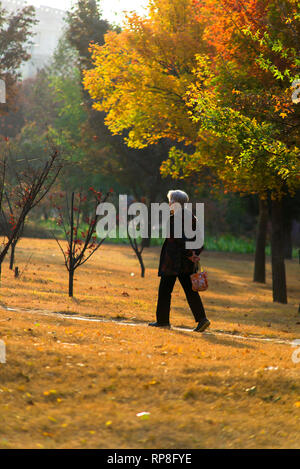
[0,239,299,448]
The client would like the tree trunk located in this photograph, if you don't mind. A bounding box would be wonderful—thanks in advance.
[68,268,74,297]
[9,241,16,270]
[141,237,151,249]
[68,192,75,297]
[283,220,293,260]
[137,251,145,278]
[271,199,287,304]
[253,198,268,283]
[43,208,48,221]
[141,203,152,248]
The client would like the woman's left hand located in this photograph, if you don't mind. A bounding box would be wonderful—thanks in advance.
[188,251,201,263]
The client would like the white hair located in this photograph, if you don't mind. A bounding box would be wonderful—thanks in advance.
[167,190,189,206]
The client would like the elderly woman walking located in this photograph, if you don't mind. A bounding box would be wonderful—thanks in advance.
[149,190,210,332]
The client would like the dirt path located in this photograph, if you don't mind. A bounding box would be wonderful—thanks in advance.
[0,304,296,347]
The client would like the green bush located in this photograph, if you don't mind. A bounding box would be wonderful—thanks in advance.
[27,219,298,258]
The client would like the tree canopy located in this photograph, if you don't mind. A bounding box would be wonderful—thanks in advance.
[0,2,36,111]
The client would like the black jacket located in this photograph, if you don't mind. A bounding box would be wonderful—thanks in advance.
[158,210,204,276]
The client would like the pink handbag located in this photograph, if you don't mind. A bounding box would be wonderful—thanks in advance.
[190,263,208,292]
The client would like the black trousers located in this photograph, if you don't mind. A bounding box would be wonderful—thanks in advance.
[155,274,206,324]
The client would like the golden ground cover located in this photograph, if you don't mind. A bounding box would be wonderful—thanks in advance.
[0,238,299,448]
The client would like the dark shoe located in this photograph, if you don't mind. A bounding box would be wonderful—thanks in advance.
[194,319,210,332]
[149,322,171,329]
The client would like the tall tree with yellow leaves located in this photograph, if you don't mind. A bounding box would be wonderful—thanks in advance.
[84,0,300,303]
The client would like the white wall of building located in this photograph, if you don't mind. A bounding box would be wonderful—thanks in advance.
[1,0,66,79]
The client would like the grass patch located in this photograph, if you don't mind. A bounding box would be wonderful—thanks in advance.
[0,239,299,448]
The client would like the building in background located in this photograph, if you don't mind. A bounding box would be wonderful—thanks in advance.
[1,0,66,79]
